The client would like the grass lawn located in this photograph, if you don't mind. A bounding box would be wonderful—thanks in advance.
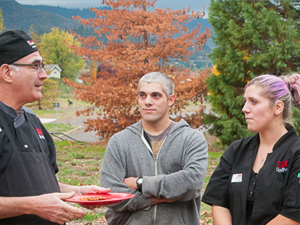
[200,151,222,224]
[55,140,106,186]
[55,140,222,224]
[44,123,78,133]
[55,140,107,224]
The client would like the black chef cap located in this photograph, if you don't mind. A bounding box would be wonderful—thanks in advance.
[0,30,38,66]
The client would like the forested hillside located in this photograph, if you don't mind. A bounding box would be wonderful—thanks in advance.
[0,0,80,34]
[24,4,111,19]
[0,0,213,69]
[24,3,214,49]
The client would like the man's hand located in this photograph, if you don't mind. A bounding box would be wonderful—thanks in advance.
[123,177,138,190]
[77,185,111,195]
[151,197,176,205]
[123,178,175,206]
[59,182,110,196]
[31,192,86,225]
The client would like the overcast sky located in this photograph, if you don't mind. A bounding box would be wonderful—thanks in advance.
[15,0,211,16]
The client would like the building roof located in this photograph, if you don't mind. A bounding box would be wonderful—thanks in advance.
[44,64,62,72]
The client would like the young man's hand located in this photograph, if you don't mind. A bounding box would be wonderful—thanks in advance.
[123,177,138,190]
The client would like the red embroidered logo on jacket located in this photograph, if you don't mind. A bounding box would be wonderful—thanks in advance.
[36,128,45,140]
[276,160,288,173]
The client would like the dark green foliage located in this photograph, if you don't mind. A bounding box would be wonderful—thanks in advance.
[292,107,300,134]
[205,0,300,145]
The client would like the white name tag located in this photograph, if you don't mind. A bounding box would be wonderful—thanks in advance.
[231,173,242,183]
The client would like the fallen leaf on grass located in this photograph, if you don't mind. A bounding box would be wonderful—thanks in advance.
[200,211,213,225]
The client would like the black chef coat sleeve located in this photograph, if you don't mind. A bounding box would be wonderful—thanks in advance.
[202,141,238,209]
[41,123,59,174]
[280,143,300,222]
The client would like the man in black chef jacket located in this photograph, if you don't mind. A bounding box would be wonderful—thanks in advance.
[0,29,110,225]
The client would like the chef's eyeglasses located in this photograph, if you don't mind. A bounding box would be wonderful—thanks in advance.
[10,63,45,72]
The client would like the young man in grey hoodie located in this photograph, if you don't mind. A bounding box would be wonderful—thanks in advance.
[100,72,208,225]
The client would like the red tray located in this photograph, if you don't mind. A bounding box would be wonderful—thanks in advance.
[65,193,135,206]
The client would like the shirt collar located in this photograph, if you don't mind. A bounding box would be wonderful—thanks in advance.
[0,101,26,128]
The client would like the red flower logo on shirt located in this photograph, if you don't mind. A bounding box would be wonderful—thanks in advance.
[36,128,43,135]
[36,128,45,140]
[276,160,288,173]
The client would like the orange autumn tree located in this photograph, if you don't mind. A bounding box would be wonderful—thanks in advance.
[66,0,211,140]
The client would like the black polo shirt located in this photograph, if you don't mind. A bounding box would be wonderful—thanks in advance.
[0,101,58,179]
[202,128,300,225]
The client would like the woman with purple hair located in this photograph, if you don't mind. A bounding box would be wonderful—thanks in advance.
[202,74,300,225]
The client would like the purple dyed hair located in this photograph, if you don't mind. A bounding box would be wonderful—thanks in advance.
[245,74,300,125]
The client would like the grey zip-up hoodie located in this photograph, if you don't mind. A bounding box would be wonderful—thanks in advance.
[100,119,208,225]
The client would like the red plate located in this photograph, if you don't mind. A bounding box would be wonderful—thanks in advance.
[65,193,135,206]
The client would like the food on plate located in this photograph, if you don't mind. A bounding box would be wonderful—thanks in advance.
[80,196,106,201]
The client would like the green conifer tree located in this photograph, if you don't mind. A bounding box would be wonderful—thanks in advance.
[205,0,300,146]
